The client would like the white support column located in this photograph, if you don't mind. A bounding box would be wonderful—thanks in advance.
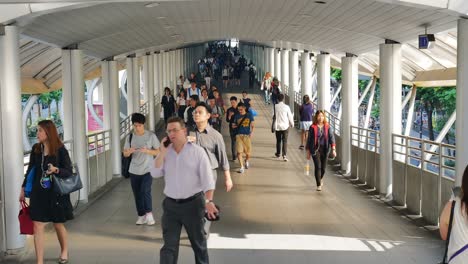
[281,49,289,89]
[142,56,149,103]
[317,53,331,111]
[289,50,299,104]
[108,61,121,176]
[126,57,134,116]
[0,25,25,250]
[148,55,155,131]
[301,52,313,98]
[269,48,275,76]
[275,49,281,82]
[341,56,359,174]
[379,42,402,199]
[63,49,89,202]
[404,85,417,136]
[101,61,111,130]
[456,18,468,187]
[153,53,161,125]
[132,57,140,113]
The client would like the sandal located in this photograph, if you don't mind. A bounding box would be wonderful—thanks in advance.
[58,257,69,264]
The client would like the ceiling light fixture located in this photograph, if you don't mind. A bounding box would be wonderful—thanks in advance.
[164,25,175,29]
[157,16,166,19]
[171,34,181,38]
[314,1,326,4]
[145,2,160,8]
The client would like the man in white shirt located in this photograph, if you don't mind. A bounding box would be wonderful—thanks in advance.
[151,117,218,264]
[273,94,294,161]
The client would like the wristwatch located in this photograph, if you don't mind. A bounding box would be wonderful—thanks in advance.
[205,199,213,204]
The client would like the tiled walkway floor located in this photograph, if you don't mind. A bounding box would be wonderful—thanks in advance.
[15,81,444,264]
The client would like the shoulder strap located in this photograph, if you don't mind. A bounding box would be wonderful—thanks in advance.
[129,133,133,148]
[442,200,456,263]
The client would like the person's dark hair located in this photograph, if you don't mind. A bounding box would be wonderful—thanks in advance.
[166,116,185,128]
[131,113,146,124]
[33,120,64,156]
[230,96,237,101]
[190,94,199,102]
[462,165,468,216]
[303,95,310,105]
[164,87,172,95]
[196,102,212,114]
[237,102,246,109]
[179,89,186,97]
[278,94,285,102]
[242,90,248,94]
[208,95,215,100]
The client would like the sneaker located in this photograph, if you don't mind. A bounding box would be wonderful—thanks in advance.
[283,156,288,162]
[274,153,280,158]
[136,215,147,225]
[146,213,155,226]
[238,167,245,173]
[317,186,322,191]
[245,160,250,169]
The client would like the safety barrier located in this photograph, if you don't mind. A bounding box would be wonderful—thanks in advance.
[349,125,455,226]
[87,130,112,194]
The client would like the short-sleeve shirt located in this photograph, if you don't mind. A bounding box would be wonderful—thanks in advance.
[124,130,160,175]
[233,112,254,135]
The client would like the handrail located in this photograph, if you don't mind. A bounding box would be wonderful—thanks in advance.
[87,130,111,157]
[139,101,149,115]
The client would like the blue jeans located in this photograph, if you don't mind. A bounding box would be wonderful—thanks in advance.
[264,90,271,103]
[130,173,153,216]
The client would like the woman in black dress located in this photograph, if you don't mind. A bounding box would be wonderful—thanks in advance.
[20,120,73,264]
[161,87,176,123]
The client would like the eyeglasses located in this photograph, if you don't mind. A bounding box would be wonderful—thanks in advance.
[166,128,183,134]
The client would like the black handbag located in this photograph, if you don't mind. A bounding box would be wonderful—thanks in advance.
[54,164,83,195]
[121,133,133,178]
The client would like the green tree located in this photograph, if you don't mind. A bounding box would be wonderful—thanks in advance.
[49,90,62,114]
[39,92,53,117]
[331,68,342,82]
[416,86,456,141]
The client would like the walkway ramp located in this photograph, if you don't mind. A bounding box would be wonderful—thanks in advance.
[16,82,444,264]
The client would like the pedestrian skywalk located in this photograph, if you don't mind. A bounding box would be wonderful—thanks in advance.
[13,85,444,264]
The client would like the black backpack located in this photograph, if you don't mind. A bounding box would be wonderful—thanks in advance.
[121,133,133,178]
[249,67,255,76]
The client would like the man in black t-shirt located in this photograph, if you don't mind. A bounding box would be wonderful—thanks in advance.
[225,96,239,161]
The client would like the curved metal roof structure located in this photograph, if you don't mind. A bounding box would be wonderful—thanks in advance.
[1,0,465,93]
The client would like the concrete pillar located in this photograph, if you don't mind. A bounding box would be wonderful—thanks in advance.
[379,43,402,199]
[101,61,111,130]
[107,61,121,176]
[62,49,89,202]
[289,51,299,105]
[143,55,155,130]
[317,53,331,111]
[301,52,313,98]
[0,25,25,250]
[126,57,134,115]
[275,49,281,82]
[269,48,275,76]
[341,56,359,174]
[281,49,289,89]
[456,18,468,187]
[132,57,140,113]
[153,53,161,125]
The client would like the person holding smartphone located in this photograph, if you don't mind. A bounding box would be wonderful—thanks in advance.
[123,113,160,225]
[151,117,217,264]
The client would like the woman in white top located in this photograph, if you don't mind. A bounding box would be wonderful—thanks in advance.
[222,65,229,89]
[200,89,209,104]
[261,72,273,104]
[440,165,468,264]
[176,90,187,118]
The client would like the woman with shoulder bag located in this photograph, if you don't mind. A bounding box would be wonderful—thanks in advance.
[19,120,74,264]
[306,110,336,191]
[439,165,468,264]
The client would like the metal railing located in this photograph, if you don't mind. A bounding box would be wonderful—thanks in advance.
[325,110,342,137]
[139,101,149,115]
[87,130,112,194]
[294,91,302,105]
[120,114,132,139]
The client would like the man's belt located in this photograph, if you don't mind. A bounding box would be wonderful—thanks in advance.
[167,192,203,203]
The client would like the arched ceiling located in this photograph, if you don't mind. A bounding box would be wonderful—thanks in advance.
[1,0,465,93]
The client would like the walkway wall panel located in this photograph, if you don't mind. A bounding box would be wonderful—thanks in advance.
[366,150,377,189]
[358,147,367,183]
[392,160,406,206]
[406,166,422,215]
[421,171,439,225]
[351,145,359,178]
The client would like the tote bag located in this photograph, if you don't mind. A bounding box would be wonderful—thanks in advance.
[18,201,34,235]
